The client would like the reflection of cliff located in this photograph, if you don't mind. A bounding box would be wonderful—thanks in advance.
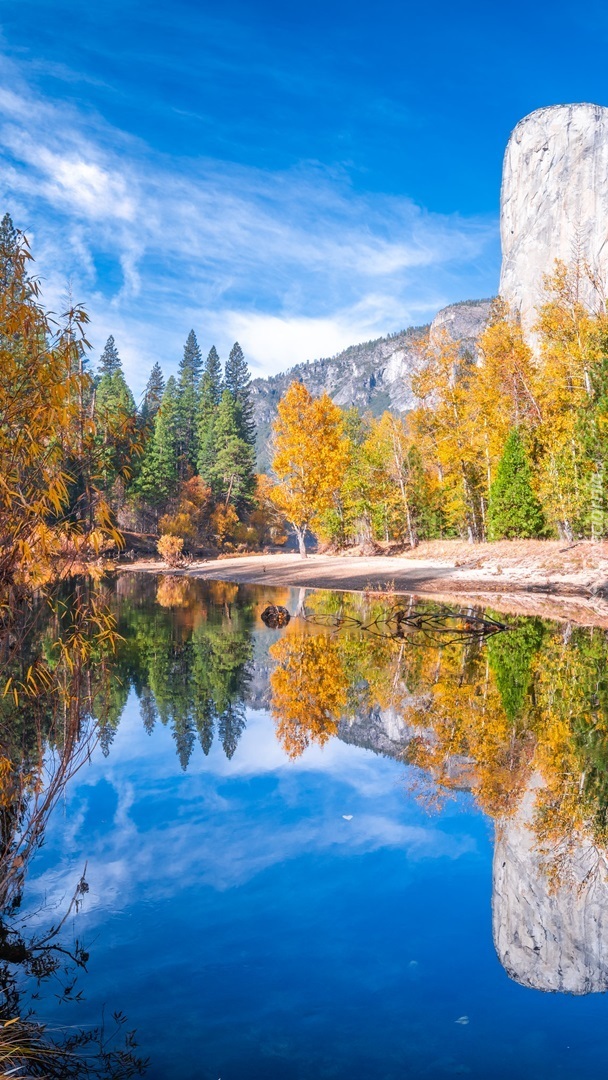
[111,577,608,996]
[337,707,414,758]
[493,776,608,994]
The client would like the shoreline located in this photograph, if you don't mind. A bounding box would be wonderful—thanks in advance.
[118,550,608,627]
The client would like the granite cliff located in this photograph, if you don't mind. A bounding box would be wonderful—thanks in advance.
[500,103,608,335]
[252,299,492,468]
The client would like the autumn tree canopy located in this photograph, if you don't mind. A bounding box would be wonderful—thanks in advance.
[270,381,350,556]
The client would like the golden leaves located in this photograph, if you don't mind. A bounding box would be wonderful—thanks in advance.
[270,381,350,535]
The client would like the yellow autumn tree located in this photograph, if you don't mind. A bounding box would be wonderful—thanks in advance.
[270,381,350,556]
[532,262,608,538]
[472,302,542,487]
[410,332,485,539]
[359,412,435,546]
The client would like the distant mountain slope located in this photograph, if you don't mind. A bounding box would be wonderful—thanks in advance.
[252,298,493,469]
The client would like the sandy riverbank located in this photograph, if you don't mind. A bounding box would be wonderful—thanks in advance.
[120,541,608,626]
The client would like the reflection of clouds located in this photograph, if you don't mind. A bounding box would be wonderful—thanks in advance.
[27,695,476,921]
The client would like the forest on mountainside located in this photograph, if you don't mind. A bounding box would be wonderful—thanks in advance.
[267,264,608,552]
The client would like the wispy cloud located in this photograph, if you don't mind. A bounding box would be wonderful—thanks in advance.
[0,53,499,391]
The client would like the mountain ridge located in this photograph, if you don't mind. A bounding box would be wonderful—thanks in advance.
[251,297,493,468]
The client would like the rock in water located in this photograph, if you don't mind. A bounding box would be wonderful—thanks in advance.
[260,605,290,628]
[500,103,608,337]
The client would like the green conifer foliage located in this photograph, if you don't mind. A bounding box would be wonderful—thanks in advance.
[134,376,179,507]
[176,330,203,477]
[210,390,256,509]
[94,369,137,493]
[0,213,20,289]
[197,346,223,482]
[98,335,122,377]
[487,429,545,540]
[203,345,223,399]
[224,341,256,446]
[141,361,165,424]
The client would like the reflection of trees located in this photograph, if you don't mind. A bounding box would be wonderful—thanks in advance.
[267,596,608,874]
[270,635,348,757]
[267,598,608,993]
[111,576,255,766]
[402,619,608,873]
[0,602,149,1077]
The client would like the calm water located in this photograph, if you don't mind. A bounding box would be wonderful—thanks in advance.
[10,574,608,1077]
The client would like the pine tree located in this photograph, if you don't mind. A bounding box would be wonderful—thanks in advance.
[225,341,256,447]
[197,346,223,482]
[203,345,223,398]
[98,335,122,377]
[134,376,179,507]
[94,368,137,494]
[0,213,20,289]
[176,330,203,477]
[487,429,545,540]
[210,389,256,508]
[141,362,165,424]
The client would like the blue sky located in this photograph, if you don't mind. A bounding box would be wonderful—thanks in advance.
[0,0,606,393]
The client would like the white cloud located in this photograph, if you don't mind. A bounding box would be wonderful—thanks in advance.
[0,53,500,391]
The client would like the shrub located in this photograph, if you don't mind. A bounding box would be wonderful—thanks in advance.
[157,534,186,567]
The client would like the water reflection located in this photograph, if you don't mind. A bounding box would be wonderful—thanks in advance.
[105,577,608,997]
[7,565,608,1070]
[0,587,149,1075]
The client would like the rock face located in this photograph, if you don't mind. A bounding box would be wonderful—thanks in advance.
[429,299,492,358]
[493,777,608,994]
[500,103,608,335]
[252,300,491,468]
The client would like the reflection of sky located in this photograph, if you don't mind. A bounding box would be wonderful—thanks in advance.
[27,695,608,1079]
[31,696,477,909]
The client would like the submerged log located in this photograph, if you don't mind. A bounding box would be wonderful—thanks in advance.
[303,604,507,644]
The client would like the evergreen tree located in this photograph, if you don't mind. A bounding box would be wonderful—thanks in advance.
[134,376,179,507]
[487,429,545,540]
[196,346,223,482]
[176,330,203,477]
[0,213,20,289]
[209,390,256,509]
[203,345,223,399]
[98,335,122,377]
[225,341,256,446]
[94,369,137,494]
[141,362,165,424]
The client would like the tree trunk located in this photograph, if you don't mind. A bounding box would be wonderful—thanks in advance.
[295,527,307,558]
[294,587,307,616]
